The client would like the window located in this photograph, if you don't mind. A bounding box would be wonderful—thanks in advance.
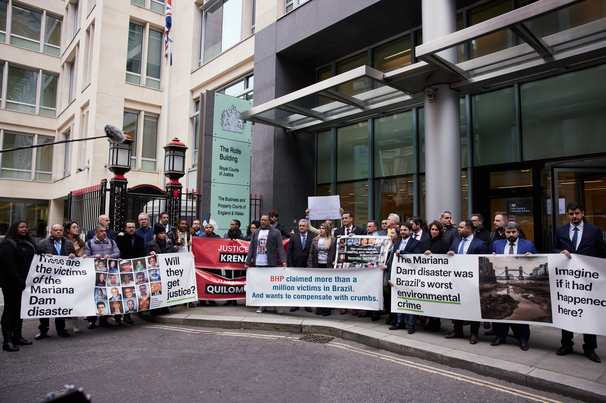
[62,130,70,178]
[40,73,58,116]
[67,61,75,104]
[374,111,414,177]
[0,131,53,181]
[0,1,7,43]
[201,0,255,64]
[123,111,159,170]
[192,99,200,163]
[72,1,79,38]
[337,122,368,182]
[4,65,50,114]
[0,199,49,237]
[9,3,61,55]
[216,73,254,100]
[126,22,162,89]
[131,0,165,14]
[285,0,309,14]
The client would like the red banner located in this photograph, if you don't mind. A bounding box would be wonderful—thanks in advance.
[193,237,290,300]
[192,237,290,270]
[196,269,246,301]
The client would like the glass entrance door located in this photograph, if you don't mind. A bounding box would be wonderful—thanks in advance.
[542,163,606,252]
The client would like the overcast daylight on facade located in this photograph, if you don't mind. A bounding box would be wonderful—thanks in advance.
[0,0,605,252]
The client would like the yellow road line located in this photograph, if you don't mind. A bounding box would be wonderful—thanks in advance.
[145,324,561,403]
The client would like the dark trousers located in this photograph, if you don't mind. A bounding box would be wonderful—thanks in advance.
[38,317,66,331]
[561,330,597,351]
[495,323,530,342]
[454,320,480,335]
[86,315,109,324]
[1,288,23,334]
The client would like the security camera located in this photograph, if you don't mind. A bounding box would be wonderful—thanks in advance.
[77,165,90,172]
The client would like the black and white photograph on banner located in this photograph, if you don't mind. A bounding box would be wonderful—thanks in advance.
[479,256,552,323]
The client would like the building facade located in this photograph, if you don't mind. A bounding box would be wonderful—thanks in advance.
[1,0,605,253]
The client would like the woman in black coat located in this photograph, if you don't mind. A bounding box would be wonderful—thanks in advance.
[1,221,37,352]
[420,220,449,331]
[145,224,174,255]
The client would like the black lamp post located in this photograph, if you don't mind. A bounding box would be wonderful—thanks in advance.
[108,134,133,232]
[164,138,188,227]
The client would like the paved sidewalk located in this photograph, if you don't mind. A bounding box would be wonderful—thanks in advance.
[141,303,606,402]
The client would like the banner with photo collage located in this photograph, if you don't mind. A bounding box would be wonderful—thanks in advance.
[22,253,197,318]
[93,253,197,316]
[335,235,390,269]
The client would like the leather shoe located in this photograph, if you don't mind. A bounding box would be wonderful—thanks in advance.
[469,334,479,344]
[57,329,70,337]
[290,307,299,312]
[233,300,239,306]
[35,331,48,340]
[408,326,416,334]
[316,309,323,315]
[208,301,218,306]
[351,310,359,316]
[125,316,134,324]
[304,307,313,312]
[223,300,233,306]
[340,309,347,315]
[484,329,496,336]
[322,310,332,316]
[2,341,19,352]
[519,341,529,351]
[87,321,95,329]
[15,336,33,345]
[99,320,114,328]
[490,337,506,346]
[358,311,372,318]
[389,323,407,330]
[556,345,573,355]
[444,330,464,339]
[584,349,601,363]
[371,314,381,322]
[197,301,206,307]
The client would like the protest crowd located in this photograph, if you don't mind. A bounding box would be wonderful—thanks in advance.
[2,203,605,366]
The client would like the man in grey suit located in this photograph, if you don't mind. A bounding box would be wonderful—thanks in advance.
[244,215,287,314]
[288,219,314,313]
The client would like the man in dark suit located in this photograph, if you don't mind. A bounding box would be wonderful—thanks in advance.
[409,217,430,245]
[552,202,606,363]
[490,221,538,351]
[445,220,488,344]
[245,215,287,314]
[471,213,491,243]
[115,219,146,325]
[35,224,77,339]
[288,219,314,313]
[388,222,423,331]
[86,215,117,241]
[334,210,365,237]
[268,209,291,239]
[158,212,175,235]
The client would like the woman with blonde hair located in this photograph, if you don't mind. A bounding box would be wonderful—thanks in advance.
[307,222,336,316]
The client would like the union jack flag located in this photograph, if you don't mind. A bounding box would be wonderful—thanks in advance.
[164,0,172,58]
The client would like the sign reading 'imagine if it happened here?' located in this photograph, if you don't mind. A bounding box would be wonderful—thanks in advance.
[211,93,252,234]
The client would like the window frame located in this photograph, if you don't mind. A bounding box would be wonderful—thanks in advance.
[0,129,53,182]
[126,21,163,89]
[123,109,160,171]
[2,63,58,117]
[6,1,62,56]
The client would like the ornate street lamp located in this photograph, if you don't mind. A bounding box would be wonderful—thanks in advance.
[107,133,132,233]
[107,134,133,179]
[163,138,188,226]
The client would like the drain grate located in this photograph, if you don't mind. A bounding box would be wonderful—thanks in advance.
[300,334,334,344]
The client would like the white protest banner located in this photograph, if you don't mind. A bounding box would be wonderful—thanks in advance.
[22,253,198,318]
[390,253,606,336]
[308,195,341,220]
[22,254,96,318]
[246,266,383,310]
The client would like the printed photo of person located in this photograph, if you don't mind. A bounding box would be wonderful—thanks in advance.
[96,273,107,287]
[110,300,123,314]
[138,297,150,311]
[124,298,138,313]
[94,288,107,301]
[347,238,355,246]
[108,259,119,273]
[360,238,368,246]
[95,258,107,272]
[96,301,108,315]
[123,286,136,300]
[134,259,146,272]
[121,273,134,286]
[147,255,159,268]
[151,282,162,296]
[107,273,120,287]
[135,271,148,285]
[354,238,361,246]
[109,287,122,301]
[120,260,133,272]
[340,238,346,245]
[148,269,161,282]
[138,284,149,298]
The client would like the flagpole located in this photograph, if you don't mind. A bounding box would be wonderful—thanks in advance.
[161,0,172,184]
